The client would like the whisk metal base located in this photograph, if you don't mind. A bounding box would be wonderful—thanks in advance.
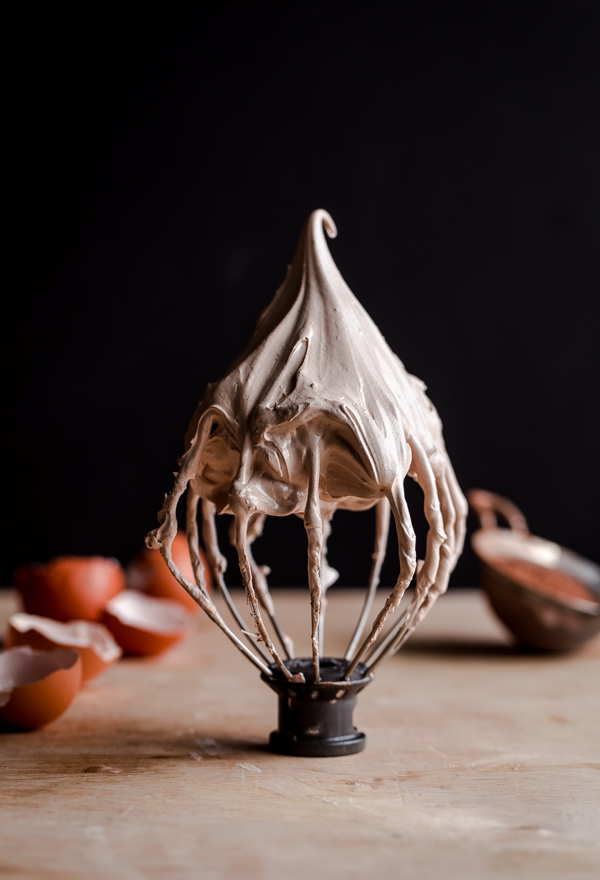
[261,658,372,757]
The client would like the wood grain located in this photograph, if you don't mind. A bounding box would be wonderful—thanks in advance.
[1,588,598,880]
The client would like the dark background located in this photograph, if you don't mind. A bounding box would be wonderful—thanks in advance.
[5,3,599,590]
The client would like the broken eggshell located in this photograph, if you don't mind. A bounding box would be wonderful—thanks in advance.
[0,646,82,729]
[5,613,122,683]
[15,556,125,622]
[101,592,194,656]
[127,532,211,612]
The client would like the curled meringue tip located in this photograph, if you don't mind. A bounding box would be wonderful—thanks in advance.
[309,208,337,240]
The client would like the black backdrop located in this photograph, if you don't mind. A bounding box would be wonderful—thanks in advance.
[5,3,599,590]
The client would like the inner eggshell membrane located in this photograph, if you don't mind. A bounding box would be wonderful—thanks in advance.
[7,614,122,662]
[104,592,191,633]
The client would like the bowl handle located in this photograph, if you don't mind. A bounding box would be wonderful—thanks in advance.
[467,489,530,535]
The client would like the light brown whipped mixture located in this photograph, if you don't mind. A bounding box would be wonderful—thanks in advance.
[147,210,467,682]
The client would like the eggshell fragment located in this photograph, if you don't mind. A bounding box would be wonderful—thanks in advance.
[5,613,122,683]
[15,556,125,622]
[0,646,82,729]
[127,532,211,611]
[102,592,193,656]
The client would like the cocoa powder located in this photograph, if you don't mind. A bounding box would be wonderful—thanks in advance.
[490,558,598,604]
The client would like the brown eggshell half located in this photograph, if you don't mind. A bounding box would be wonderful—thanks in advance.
[5,613,122,683]
[102,592,193,656]
[127,532,211,612]
[0,646,82,729]
[15,556,125,622]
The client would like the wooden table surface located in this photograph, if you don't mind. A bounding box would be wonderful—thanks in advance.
[1,587,599,880]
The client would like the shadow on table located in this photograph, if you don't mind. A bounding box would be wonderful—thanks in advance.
[0,720,271,779]
[400,636,547,658]
[0,721,268,751]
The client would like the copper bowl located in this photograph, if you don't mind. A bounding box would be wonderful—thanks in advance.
[468,490,600,652]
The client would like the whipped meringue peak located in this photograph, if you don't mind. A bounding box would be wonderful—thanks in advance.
[148,209,467,685]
